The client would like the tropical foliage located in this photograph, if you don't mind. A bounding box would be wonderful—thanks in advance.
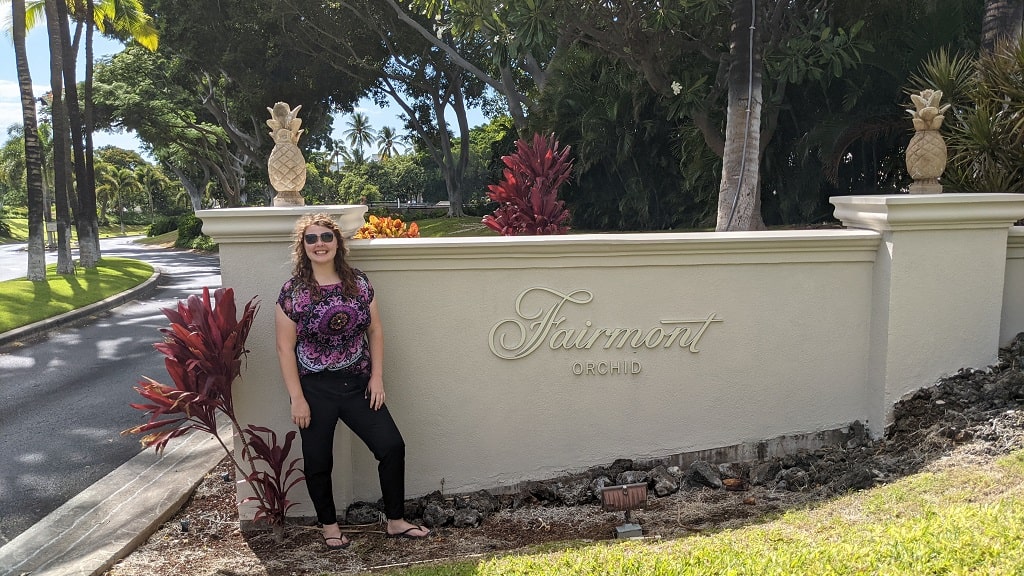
[354,214,420,238]
[910,42,1024,195]
[5,0,1010,235]
[482,133,572,236]
[122,288,303,540]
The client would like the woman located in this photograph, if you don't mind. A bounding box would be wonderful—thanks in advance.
[275,213,429,550]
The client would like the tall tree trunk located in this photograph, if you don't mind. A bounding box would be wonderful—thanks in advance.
[441,76,470,218]
[169,164,210,212]
[83,0,100,263]
[59,3,99,268]
[982,0,1024,52]
[59,3,101,267]
[13,0,47,281]
[716,0,765,232]
[44,0,75,275]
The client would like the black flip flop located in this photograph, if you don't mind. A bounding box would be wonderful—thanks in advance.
[324,535,351,550]
[387,525,430,539]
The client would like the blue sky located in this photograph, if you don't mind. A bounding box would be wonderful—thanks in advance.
[1,19,485,158]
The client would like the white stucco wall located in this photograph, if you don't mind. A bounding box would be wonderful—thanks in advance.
[198,194,1024,520]
[343,232,878,500]
[1003,227,1024,345]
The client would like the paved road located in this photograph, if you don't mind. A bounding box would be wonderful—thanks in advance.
[0,237,221,547]
[0,235,153,282]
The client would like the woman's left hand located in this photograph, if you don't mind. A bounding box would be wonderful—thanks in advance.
[366,375,386,410]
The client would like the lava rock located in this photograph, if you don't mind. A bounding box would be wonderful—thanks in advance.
[750,461,782,486]
[453,507,483,528]
[458,489,501,516]
[615,470,648,486]
[554,478,594,506]
[776,467,809,491]
[345,501,383,525]
[422,503,454,528]
[649,465,679,497]
[688,460,723,489]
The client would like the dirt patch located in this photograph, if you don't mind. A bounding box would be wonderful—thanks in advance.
[104,335,1024,575]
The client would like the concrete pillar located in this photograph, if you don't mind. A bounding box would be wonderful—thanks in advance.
[830,193,1024,433]
[1004,227,1024,345]
[196,205,366,520]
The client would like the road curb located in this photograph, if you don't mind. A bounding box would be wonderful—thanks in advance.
[0,269,162,348]
[0,420,232,576]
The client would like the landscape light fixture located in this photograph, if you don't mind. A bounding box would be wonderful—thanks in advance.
[600,482,648,538]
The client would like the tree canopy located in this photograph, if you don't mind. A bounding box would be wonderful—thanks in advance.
[74,0,996,230]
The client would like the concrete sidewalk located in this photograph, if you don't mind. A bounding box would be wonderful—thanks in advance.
[0,422,230,576]
[0,270,230,576]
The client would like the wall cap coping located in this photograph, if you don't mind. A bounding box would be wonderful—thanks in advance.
[831,193,1024,231]
[196,205,368,242]
[347,228,878,252]
[1009,226,1024,257]
[340,229,881,270]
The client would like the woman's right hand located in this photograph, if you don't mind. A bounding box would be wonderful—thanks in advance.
[291,396,311,428]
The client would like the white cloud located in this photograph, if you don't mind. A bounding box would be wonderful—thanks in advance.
[0,79,48,132]
[0,79,148,155]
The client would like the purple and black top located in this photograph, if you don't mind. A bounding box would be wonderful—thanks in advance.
[277,270,374,377]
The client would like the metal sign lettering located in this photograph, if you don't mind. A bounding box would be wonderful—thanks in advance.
[488,287,722,361]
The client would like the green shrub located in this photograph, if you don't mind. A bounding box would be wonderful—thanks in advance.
[147,216,180,237]
[367,206,396,219]
[174,214,204,248]
[189,235,218,252]
[0,219,11,238]
[462,200,498,218]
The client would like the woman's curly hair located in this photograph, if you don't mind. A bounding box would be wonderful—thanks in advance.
[290,213,358,298]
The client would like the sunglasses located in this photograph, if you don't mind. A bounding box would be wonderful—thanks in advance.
[303,231,336,245]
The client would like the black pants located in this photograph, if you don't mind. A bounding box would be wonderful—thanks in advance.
[299,372,406,524]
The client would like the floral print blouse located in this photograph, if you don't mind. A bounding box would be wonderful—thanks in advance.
[277,270,374,377]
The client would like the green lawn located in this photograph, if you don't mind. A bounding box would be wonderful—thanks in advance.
[381,451,1024,575]
[0,212,148,243]
[414,216,496,237]
[0,257,154,333]
[1,214,29,240]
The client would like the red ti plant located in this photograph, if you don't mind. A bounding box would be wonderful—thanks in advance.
[241,426,304,525]
[482,132,573,236]
[122,287,303,542]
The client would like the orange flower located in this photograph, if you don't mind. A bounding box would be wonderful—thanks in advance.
[355,215,420,239]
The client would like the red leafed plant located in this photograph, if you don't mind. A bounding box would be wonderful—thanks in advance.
[241,425,304,524]
[482,132,573,236]
[122,287,302,542]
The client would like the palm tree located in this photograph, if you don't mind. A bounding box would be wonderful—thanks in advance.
[94,162,118,224]
[348,147,368,167]
[11,0,46,280]
[717,0,764,231]
[344,112,376,155]
[94,163,141,233]
[982,0,1023,52]
[113,166,143,234]
[135,163,171,222]
[75,0,158,262]
[376,126,403,160]
[34,122,56,226]
[326,139,350,173]
[0,127,26,196]
[6,0,157,268]
[43,0,75,274]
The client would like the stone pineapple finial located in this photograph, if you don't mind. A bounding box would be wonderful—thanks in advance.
[267,102,307,206]
[905,89,951,194]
